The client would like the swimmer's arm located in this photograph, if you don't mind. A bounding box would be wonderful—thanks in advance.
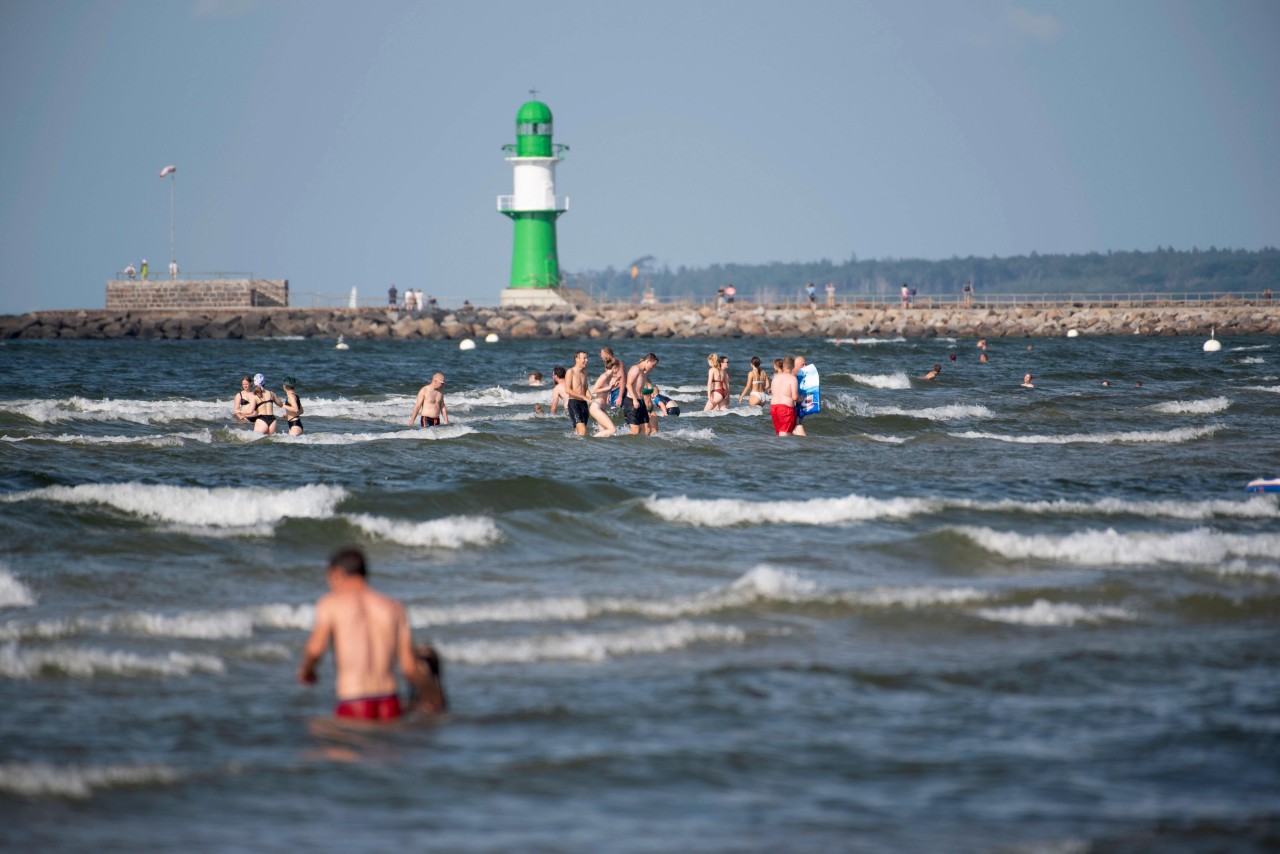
[738,374,753,403]
[408,389,425,426]
[297,599,333,685]
[439,400,448,425]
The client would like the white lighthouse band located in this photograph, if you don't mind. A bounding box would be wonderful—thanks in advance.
[498,157,568,213]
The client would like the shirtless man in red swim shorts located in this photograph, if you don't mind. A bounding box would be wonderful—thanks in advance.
[298,547,445,720]
[770,356,799,436]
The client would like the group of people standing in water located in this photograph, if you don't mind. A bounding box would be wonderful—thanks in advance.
[232,373,304,435]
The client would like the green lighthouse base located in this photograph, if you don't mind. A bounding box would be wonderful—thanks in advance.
[498,287,573,309]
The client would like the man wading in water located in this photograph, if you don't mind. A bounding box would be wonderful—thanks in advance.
[298,547,446,721]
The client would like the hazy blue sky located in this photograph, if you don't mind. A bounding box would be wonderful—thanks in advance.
[1,0,1277,313]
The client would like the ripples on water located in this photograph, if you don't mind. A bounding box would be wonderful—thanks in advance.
[1,335,1278,852]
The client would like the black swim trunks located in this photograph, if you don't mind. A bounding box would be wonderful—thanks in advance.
[623,399,650,425]
[420,415,441,427]
[567,399,590,426]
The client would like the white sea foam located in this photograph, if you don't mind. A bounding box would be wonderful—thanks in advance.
[1,429,214,447]
[643,492,1279,528]
[950,526,1280,566]
[111,610,256,639]
[1242,385,1280,394]
[0,397,226,424]
[448,387,549,411]
[848,586,988,608]
[344,513,501,548]
[824,336,907,345]
[644,494,940,526]
[0,762,184,799]
[0,643,225,679]
[872,404,995,421]
[1,482,346,528]
[975,599,1136,626]
[0,566,36,608]
[440,621,746,665]
[653,427,718,442]
[827,394,993,420]
[837,372,913,390]
[276,425,475,444]
[250,603,315,631]
[681,408,764,419]
[951,424,1221,445]
[1148,397,1231,414]
[1229,344,1272,352]
[862,434,909,444]
[1238,356,1266,365]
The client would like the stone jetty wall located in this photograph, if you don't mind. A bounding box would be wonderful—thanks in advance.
[104,278,289,311]
[2,302,1276,341]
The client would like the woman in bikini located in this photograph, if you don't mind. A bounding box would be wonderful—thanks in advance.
[281,376,304,436]
[738,356,769,406]
[248,373,282,435]
[704,353,729,411]
[585,358,618,436]
[232,375,254,424]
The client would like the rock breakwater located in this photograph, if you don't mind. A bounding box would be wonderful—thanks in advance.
[2,303,1276,341]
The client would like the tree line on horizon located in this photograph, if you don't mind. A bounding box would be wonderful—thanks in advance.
[568,246,1280,302]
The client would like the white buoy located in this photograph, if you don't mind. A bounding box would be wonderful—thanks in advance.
[1066,329,1079,338]
[335,334,349,350]
[484,333,500,343]
[1203,327,1222,352]
[459,338,476,351]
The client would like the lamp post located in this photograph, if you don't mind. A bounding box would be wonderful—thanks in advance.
[159,164,177,272]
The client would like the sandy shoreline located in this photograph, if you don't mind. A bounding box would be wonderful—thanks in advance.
[2,301,1276,340]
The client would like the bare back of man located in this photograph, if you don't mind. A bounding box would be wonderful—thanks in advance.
[299,548,440,720]
[565,351,593,436]
[770,356,799,436]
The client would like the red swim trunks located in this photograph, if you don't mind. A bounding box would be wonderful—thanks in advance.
[334,694,403,721]
[771,404,797,435]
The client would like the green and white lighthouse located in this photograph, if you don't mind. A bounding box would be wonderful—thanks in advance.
[498,99,570,307]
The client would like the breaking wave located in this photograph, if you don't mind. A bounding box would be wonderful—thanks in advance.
[1147,397,1230,414]
[951,425,1221,445]
[0,762,185,799]
[949,526,1280,566]
[439,621,747,665]
[975,599,1137,626]
[0,643,225,679]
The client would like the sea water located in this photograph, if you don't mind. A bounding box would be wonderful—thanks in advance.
[1,334,1278,853]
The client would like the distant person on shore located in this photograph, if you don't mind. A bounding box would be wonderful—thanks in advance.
[624,353,659,436]
[298,547,445,721]
[962,280,973,307]
[249,373,281,434]
[124,263,136,280]
[388,284,398,307]
[169,260,178,280]
[140,259,149,280]
[416,289,426,311]
[739,356,769,406]
[404,289,417,311]
[921,363,941,381]
[725,284,737,308]
[232,374,254,424]
[825,282,836,308]
[1021,373,1035,388]
[805,282,817,309]
[770,356,799,436]
[716,287,726,310]
[528,371,543,386]
[901,284,910,309]
[282,376,304,435]
[409,372,449,427]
